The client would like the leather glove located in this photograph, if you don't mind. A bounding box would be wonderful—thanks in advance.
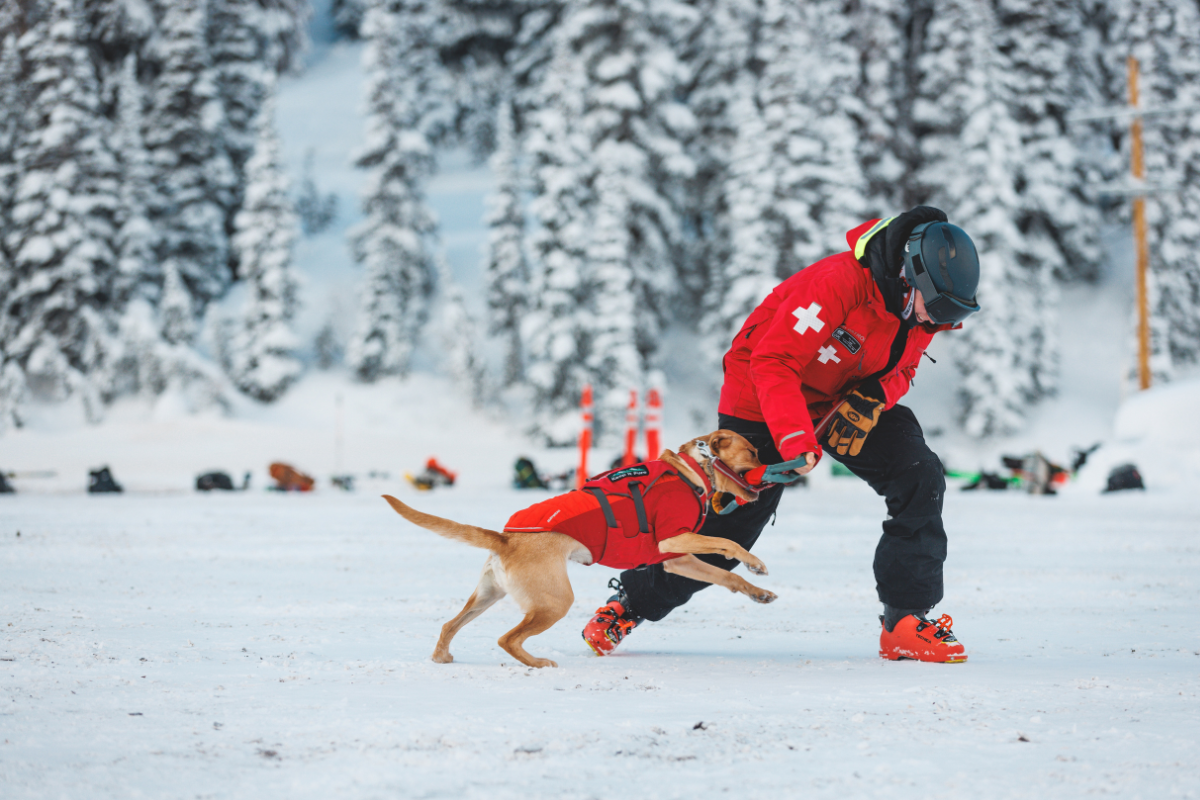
[825,389,885,457]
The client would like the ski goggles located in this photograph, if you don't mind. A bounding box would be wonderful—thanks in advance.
[903,247,979,325]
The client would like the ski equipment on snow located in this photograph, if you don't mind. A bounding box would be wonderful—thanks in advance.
[270,462,315,492]
[405,458,457,491]
[88,466,123,494]
[1104,463,1145,493]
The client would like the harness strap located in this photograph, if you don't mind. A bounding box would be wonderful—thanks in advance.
[583,487,620,533]
[628,481,650,536]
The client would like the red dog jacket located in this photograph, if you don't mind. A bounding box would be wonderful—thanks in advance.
[503,461,707,570]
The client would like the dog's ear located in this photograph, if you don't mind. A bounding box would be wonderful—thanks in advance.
[708,431,732,456]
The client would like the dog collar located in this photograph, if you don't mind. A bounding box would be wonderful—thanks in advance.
[677,452,714,498]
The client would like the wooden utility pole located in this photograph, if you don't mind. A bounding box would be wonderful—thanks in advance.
[1128,56,1152,391]
[1069,58,1198,392]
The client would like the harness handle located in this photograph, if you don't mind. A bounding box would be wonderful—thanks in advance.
[627,481,650,537]
[583,487,623,538]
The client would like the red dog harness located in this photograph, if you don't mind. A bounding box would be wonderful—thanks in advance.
[503,459,712,570]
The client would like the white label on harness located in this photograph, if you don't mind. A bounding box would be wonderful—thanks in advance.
[693,440,713,460]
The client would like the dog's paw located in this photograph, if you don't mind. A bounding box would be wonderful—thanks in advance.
[527,658,558,669]
[431,650,454,664]
[749,589,777,604]
[745,558,768,576]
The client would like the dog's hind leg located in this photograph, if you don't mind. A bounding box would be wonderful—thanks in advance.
[497,606,569,669]
[496,550,574,668]
[432,555,507,664]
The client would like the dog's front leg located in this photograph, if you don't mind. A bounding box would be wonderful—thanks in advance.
[658,533,768,576]
[662,555,776,604]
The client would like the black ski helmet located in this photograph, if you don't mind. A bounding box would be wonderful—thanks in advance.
[901,221,980,325]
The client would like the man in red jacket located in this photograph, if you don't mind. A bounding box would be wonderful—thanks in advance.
[583,206,980,663]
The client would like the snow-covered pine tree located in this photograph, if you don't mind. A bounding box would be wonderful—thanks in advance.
[436,258,490,408]
[0,29,23,254]
[994,0,1105,284]
[207,0,310,281]
[347,0,453,382]
[521,42,592,442]
[144,0,236,316]
[295,149,338,235]
[160,258,196,347]
[434,1,572,161]
[1114,0,1200,381]
[1073,0,1126,224]
[707,0,867,369]
[133,255,231,409]
[1,0,121,420]
[484,96,528,386]
[82,0,155,68]
[80,0,156,103]
[332,0,369,39]
[112,54,159,306]
[913,0,1046,437]
[104,53,169,399]
[0,31,21,433]
[837,0,912,215]
[226,87,301,402]
[675,0,756,331]
[776,0,869,265]
[523,0,696,442]
[208,0,274,268]
[0,357,25,434]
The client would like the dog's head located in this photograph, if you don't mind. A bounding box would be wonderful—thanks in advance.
[678,430,763,503]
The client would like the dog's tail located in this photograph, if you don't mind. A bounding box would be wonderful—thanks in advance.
[381,494,508,553]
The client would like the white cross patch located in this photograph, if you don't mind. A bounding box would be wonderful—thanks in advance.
[817,345,841,364]
[791,302,825,336]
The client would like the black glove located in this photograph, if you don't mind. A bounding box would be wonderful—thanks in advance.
[825,388,885,457]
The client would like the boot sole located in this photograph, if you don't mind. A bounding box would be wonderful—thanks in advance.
[583,637,611,657]
[880,650,968,663]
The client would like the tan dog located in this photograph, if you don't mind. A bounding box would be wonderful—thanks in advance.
[382,430,777,668]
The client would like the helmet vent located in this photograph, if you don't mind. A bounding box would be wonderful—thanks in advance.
[911,253,926,276]
[940,258,955,291]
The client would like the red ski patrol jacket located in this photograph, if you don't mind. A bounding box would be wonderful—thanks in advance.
[503,462,706,570]
[718,218,957,464]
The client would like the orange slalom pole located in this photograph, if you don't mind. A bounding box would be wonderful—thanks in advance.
[621,389,639,466]
[576,384,593,489]
[645,388,662,460]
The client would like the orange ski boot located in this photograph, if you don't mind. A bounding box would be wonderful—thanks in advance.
[879,613,968,663]
[582,580,641,656]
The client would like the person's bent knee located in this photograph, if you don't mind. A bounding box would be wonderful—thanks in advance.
[904,455,945,495]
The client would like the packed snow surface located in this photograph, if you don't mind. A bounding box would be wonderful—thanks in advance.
[3,476,1197,798]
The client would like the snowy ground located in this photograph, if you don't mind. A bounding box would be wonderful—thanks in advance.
[3,479,1198,799]
[5,4,1198,797]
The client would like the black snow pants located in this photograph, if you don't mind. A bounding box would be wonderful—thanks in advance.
[620,406,947,621]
